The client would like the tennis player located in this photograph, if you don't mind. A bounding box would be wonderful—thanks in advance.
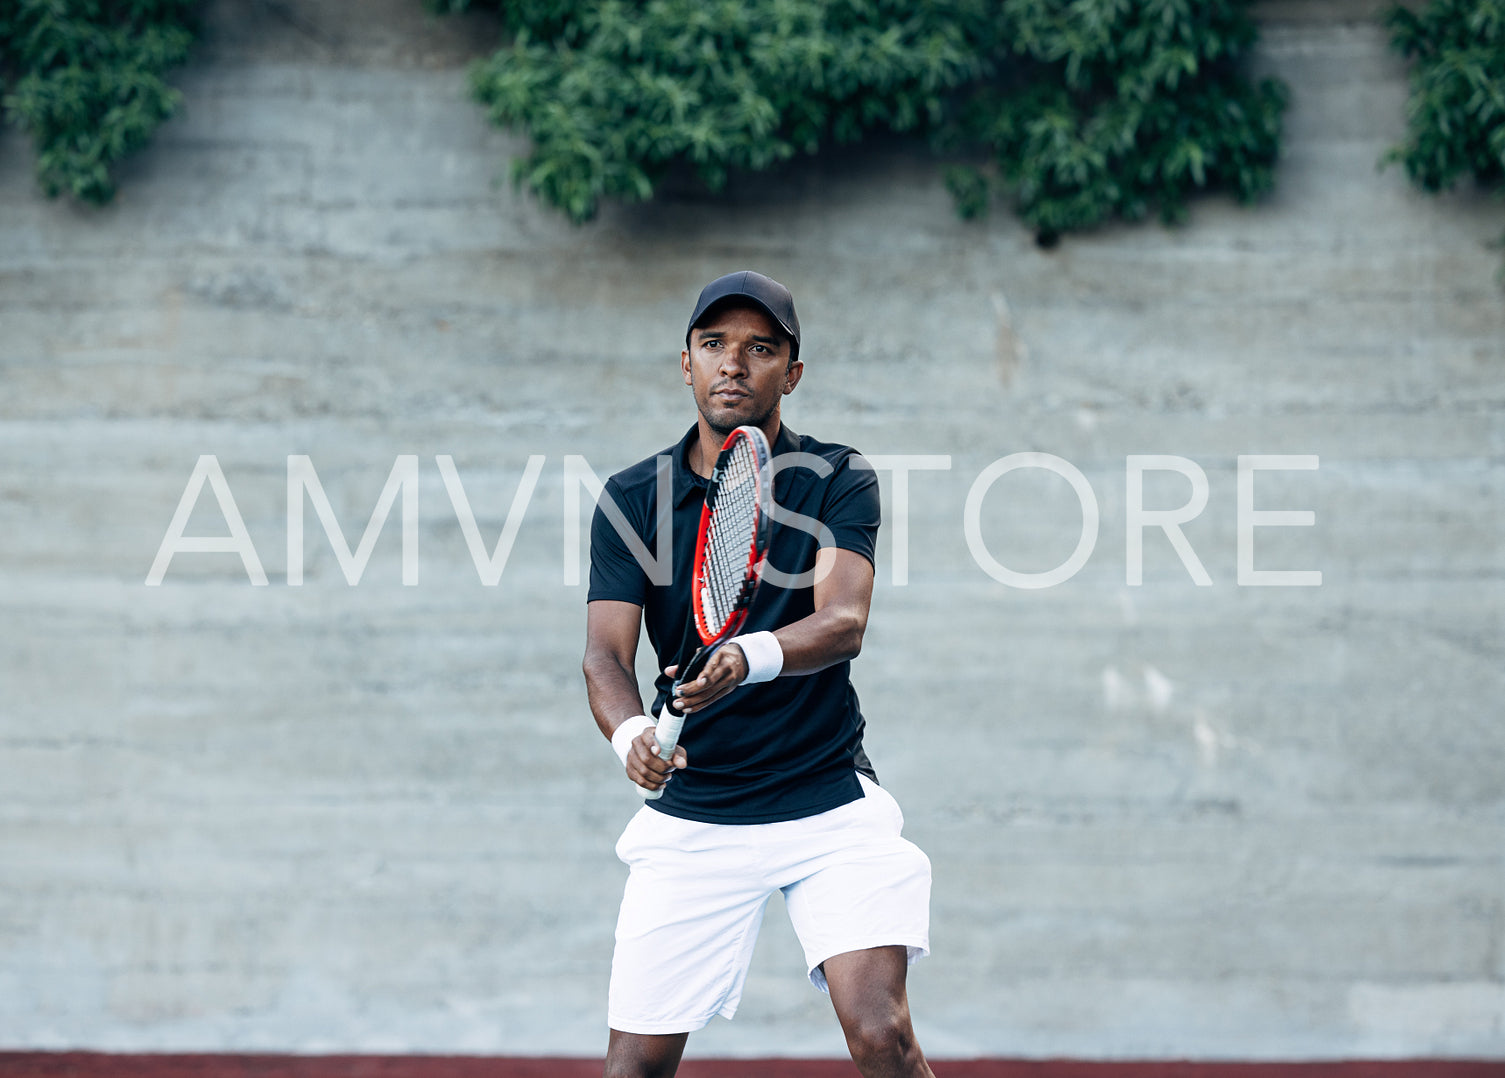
[583,271,935,1078]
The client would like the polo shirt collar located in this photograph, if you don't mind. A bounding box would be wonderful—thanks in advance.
[671,421,801,508]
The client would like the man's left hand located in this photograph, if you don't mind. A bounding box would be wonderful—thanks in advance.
[667,644,748,713]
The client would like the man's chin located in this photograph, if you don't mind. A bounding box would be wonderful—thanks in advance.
[702,401,770,434]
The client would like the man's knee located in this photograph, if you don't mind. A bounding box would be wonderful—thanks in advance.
[603,1029,687,1078]
[845,1009,922,1072]
[603,1060,677,1078]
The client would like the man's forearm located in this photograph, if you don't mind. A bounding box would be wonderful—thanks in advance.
[583,651,648,740]
[771,604,865,678]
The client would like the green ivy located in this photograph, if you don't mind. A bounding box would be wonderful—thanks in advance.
[0,0,200,204]
[454,0,1288,240]
[467,0,991,224]
[950,0,1288,244]
[1384,0,1505,193]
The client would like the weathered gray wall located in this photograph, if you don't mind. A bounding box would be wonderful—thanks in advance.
[1,0,1501,1060]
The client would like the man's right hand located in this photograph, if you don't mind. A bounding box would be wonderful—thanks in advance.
[627,726,688,793]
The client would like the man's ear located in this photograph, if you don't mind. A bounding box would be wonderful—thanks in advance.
[783,358,804,395]
[681,348,693,387]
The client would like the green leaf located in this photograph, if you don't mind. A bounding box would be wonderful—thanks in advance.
[1,0,199,204]
[449,0,1287,239]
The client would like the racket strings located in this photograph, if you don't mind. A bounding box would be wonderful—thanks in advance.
[699,441,762,637]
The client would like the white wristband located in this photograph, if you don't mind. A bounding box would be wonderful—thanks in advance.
[730,630,783,684]
[611,715,655,768]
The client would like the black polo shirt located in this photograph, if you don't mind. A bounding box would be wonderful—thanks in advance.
[588,423,881,824]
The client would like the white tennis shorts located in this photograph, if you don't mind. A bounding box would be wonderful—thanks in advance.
[607,772,931,1035]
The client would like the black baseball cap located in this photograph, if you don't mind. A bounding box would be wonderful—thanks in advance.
[685,270,801,357]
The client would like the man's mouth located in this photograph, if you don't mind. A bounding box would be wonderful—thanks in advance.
[712,387,749,403]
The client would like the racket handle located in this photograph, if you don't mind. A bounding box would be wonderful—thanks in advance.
[637,643,718,800]
[678,646,716,685]
[638,701,687,801]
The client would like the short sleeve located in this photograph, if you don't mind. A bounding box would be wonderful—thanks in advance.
[819,453,881,566]
[587,477,650,605]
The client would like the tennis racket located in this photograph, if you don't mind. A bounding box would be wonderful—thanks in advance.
[641,424,774,800]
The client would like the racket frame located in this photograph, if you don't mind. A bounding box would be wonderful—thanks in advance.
[641,424,772,799]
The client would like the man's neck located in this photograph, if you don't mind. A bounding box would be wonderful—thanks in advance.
[689,413,781,478]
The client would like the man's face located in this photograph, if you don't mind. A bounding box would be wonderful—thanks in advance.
[681,304,803,435]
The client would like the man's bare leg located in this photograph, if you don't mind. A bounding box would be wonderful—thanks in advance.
[823,946,935,1078]
[602,1029,689,1078]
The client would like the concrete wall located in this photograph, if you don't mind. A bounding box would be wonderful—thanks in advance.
[1,0,1501,1060]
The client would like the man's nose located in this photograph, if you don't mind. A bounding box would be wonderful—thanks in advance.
[718,347,748,376]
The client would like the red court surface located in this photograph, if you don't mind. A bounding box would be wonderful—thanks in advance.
[1,1057,1503,1077]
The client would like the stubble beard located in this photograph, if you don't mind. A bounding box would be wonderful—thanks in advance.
[703,399,775,438]
[696,379,777,438]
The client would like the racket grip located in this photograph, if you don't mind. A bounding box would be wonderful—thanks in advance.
[638,701,687,801]
[678,647,715,685]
